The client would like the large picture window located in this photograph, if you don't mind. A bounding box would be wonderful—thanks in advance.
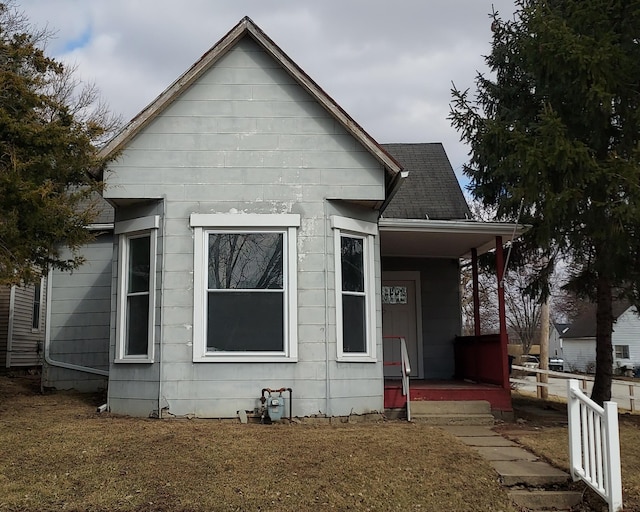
[191,214,299,362]
[115,216,159,363]
[332,216,377,362]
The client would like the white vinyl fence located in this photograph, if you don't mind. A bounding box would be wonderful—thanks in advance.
[567,379,623,512]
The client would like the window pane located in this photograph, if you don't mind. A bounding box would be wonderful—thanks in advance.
[129,236,150,293]
[342,294,366,353]
[615,345,630,358]
[208,233,283,290]
[341,236,364,292]
[32,282,41,329]
[126,294,149,355]
[207,292,284,351]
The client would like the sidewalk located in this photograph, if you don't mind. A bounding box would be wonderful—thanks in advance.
[442,426,583,511]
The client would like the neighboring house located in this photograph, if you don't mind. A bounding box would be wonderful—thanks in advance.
[549,323,569,360]
[0,280,45,370]
[562,303,640,373]
[44,17,524,418]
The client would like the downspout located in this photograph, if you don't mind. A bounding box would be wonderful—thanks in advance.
[378,170,409,217]
[44,268,109,377]
[157,197,167,417]
[6,286,15,368]
[323,198,331,417]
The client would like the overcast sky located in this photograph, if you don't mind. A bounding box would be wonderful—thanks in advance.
[18,0,517,188]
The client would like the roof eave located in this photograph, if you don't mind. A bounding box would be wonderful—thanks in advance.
[379,218,531,257]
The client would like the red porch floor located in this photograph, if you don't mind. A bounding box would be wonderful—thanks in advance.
[384,379,512,412]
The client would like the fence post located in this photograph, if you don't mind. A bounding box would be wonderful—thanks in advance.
[603,401,623,512]
[567,379,582,482]
[629,384,635,413]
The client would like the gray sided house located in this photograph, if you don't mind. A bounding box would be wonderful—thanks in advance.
[44,18,523,418]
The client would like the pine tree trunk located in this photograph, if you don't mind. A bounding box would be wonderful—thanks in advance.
[590,275,614,405]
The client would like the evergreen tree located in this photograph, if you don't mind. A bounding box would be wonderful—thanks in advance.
[0,1,119,285]
[450,0,640,404]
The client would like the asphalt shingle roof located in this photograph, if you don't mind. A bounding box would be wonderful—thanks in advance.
[561,302,635,339]
[382,143,471,220]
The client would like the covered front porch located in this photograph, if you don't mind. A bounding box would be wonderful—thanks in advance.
[379,218,526,415]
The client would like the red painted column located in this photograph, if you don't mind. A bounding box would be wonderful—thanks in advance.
[495,236,510,390]
[471,248,481,337]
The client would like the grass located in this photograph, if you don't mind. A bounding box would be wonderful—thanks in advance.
[0,375,517,512]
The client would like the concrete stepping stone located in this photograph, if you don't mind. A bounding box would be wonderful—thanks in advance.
[491,460,570,486]
[508,489,583,510]
[458,436,518,447]
[476,446,539,461]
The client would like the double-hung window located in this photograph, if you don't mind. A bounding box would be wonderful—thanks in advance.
[332,216,377,362]
[115,216,159,363]
[615,345,630,359]
[190,214,299,362]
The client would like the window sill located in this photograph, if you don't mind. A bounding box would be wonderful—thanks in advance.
[337,355,377,363]
[193,354,297,363]
[114,357,154,364]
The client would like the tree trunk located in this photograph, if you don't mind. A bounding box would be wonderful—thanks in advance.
[590,275,614,405]
[538,301,549,400]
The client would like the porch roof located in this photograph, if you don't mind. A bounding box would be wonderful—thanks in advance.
[379,218,529,259]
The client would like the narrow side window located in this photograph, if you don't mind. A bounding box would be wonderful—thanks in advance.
[31,279,43,331]
[115,215,159,363]
[332,216,377,362]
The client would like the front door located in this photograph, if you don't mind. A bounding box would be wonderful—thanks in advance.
[382,272,423,379]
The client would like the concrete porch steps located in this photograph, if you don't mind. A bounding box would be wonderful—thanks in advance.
[410,400,495,426]
[443,426,583,511]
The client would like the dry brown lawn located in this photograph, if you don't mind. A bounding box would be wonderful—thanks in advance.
[0,376,517,512]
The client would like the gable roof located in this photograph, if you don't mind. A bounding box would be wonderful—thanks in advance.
[561,302,637,339]
[381,143,471,220]
[98,16,403,193]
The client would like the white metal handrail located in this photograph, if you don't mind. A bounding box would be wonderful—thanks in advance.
[399,337,412,421]
[567,379,623,512]
[384,336,412,421]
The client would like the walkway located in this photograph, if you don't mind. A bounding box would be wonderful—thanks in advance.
[442,426,583,511]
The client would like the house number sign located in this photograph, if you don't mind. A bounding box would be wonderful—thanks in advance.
[382,286,407,304]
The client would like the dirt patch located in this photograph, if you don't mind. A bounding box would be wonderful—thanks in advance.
[0,376,518,512]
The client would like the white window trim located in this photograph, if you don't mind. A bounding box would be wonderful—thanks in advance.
[614,345,630,359]
[332,216,377,362]
[191,213,300,363]
[115,216,159,363]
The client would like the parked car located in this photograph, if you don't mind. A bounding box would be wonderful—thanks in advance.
[521,355,540,370]
[549,357,564,372]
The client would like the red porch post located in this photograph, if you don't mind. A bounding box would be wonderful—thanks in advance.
[495,236,510,390]
[471,248,481,337]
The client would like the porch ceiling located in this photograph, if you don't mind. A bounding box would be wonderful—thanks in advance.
[379,218,529,259]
